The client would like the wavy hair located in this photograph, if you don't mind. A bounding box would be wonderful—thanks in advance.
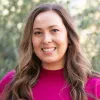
[2,3,100,100]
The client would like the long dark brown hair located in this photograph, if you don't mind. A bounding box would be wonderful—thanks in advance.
[1,3,100,100]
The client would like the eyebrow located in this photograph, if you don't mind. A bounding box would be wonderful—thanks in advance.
[33,25,59,31]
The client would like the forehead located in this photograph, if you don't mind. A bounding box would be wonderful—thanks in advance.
[33,10,64,28]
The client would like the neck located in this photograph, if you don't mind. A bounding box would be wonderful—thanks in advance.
[42,60,65,70]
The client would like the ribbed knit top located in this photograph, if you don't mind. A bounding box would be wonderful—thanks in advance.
[32,67,71,100]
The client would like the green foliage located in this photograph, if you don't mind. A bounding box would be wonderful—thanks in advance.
[0,0,42,79]
[76,0,100,71]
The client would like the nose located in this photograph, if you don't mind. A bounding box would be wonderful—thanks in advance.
[42,33,52,44]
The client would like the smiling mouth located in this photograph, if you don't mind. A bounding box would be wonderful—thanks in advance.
[41,47,56,52]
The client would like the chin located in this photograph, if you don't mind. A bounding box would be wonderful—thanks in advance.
[42,58,60,64]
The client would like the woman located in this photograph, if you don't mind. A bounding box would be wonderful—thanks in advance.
[0,3,100,100]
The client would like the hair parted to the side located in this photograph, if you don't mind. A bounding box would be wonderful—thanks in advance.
[2,3,100,100]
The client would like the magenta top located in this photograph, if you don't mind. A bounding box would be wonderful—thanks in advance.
[0,68,100,100]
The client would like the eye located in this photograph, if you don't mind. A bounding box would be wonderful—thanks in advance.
[34,31,42,35]
[52,29,59,32]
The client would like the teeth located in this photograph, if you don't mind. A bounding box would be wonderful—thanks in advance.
[42,48,56,52]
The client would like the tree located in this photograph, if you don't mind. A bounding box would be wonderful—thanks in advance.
[76,0,100,71]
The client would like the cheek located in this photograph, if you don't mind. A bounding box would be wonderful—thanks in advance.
[32,38,39,48]
[56,33,68,45]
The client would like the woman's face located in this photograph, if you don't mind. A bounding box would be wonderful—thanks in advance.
[32,11,68,69]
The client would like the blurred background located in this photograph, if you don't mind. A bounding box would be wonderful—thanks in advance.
[0,0,100,79]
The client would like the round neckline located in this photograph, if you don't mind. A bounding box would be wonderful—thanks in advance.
[39,67,64,79]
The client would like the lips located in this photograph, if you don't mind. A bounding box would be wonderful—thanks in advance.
[41,47,56,52]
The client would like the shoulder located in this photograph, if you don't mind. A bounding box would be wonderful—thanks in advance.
[86,77,100,86]
[0,70,16,94]
[85,77,100,99]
